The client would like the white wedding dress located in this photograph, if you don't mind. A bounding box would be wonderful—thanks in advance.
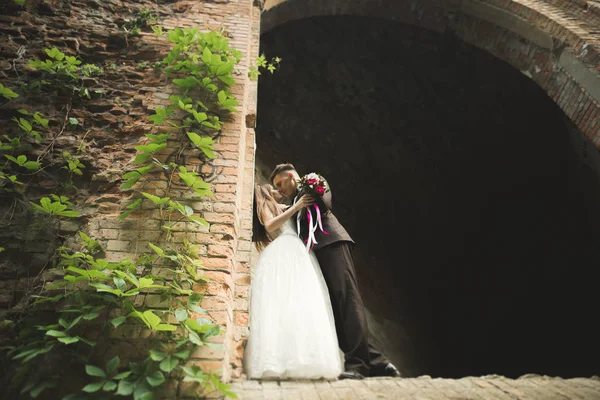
[244,219,343,380]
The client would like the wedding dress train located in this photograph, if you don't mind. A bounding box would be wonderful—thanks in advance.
[244,219,342,379]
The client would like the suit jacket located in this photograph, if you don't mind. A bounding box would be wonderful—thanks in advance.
[295,178,353,251]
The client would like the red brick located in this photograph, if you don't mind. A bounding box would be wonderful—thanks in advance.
[201,296,229,311]
[215,184,236,193]
[234,273,251,285]
[197,233,235,246]
[235,262,250,273]
[203,212,235,224]
[205,270,234,288]
[213,202,236,213]
[208,245,234,258]
[192,282,230,298]
[235,285,249,298]
[209,224,236,235]
[233,297,248,311]
[214,193,237,203]
[190,345,226,360]
[198,257,233,271]
[234,311,248,326]
[208,311,231,326]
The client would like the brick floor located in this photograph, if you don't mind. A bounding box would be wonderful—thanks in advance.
[229,376,600,399]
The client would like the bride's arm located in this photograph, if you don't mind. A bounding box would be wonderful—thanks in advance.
[261,195,313,233]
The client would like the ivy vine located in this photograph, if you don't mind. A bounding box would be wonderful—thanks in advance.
[0,6,279,399]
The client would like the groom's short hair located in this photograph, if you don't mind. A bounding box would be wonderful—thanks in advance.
[269,163,296,184]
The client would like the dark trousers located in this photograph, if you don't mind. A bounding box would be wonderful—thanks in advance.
[314,241,389,376]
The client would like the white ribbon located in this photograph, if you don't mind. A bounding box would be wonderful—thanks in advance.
[294,196,326,251]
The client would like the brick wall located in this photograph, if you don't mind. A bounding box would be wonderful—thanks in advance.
[0,0,260,384]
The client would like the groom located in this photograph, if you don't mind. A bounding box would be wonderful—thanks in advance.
[270,163,400,380]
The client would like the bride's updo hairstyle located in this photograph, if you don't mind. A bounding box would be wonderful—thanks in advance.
[252,184,282,251]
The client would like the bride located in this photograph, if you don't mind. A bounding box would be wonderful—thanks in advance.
[244,184,342,380]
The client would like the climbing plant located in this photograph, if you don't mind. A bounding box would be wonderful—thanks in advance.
[0,3,279,395]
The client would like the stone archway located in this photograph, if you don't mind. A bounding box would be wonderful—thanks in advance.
[257,0,600,376]
[261,0,600,142]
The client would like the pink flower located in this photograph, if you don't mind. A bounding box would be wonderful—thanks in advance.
[315,186,325,195]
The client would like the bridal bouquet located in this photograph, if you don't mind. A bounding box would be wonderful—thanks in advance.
[295,173,329,251]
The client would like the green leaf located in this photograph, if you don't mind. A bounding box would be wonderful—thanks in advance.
[4,155,19,164]
[174,308,188,322]
[57,336,79,344]
[113,371,132,380]
[86,365,107,378]
[191,110,207,123]
[187,330,204,346]
[156,323,177,331]
[217,90,227,104]
[218,75,236,86]
[188,293,203,305]
[67,315,83,330]
[15,118,31,132]
[146,371,165,387]
[111,316,127,328]
[216,62,233,76]
[148,108,168,124]
[116,380,134,395]
[149,348,167,361]
[173,76,199,89]
[33,112,49,128]
[103,381,117,391]
[24,161,41,171]
[151,25,164,36]
[201,47,213,64]
[0,83,18,99]
[186,132,215,159]
[45,329,67,337]
[142,192,170,206]
[174,349,190,359]
[82,382,104,393]
[145,133,169,143]
[114,277,127,292]
[138,277,157,289]
[119,198,143,219]
[13,345,53,362]
[82,310,100,321]
[68,117,78,126]
[45,47,64,60]
[106,356,120,373]
[159,356,179,373]
[30,381,56,398]
[187,216,208,226]
[148,243,165,257]
[142,310,161,329]
[110,316,127,328]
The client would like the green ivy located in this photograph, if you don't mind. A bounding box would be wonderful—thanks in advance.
[1,10,279,398]
[123,7,158,37]
[7,228,230,399]
[27,47,103,98]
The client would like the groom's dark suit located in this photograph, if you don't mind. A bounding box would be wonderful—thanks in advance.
[296,180,389,376]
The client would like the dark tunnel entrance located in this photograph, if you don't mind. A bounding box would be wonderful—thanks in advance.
[255,16,600,378]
